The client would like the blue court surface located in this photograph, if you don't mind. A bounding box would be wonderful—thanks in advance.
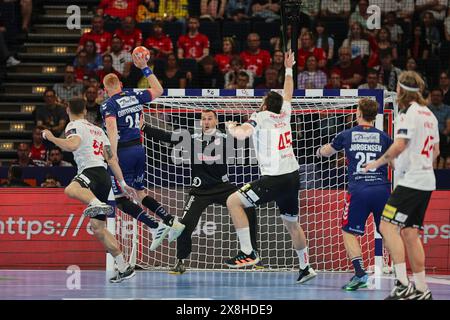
[0,270,449,300]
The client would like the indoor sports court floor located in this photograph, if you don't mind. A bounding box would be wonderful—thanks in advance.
[1,270,449,300]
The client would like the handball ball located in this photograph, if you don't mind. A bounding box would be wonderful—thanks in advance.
[132,46,150,62]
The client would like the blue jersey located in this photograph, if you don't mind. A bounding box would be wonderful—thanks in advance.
[331,125,392,192]
[100,89,153,143]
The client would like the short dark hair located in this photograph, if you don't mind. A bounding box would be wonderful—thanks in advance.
[431,87,443,95]
[264,91,283,114]
[367,68,378,76]
[238,71,249,80]
[44,88,56,97]
[49,146,62,154]
[103,54,113,62]
[380,49,392,60]
[202,109,217,118]
[68,98,86,115]
[8,165,23,180]
[358,98,378,122]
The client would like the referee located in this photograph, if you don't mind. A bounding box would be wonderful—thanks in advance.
[141,109,261,274]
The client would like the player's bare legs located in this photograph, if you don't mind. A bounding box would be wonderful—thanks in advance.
[89,219,121,257]
[401,228,428,293]
[65,181,113,217]
[135,189,185,243]
[342,232,362,259]
[341,231,369,290]
[227,192,250,229]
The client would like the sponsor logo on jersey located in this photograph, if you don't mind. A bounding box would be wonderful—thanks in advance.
[192,177,202,187]
[351,132,380,144]
[382,204,397,219]
[116,96,139,108]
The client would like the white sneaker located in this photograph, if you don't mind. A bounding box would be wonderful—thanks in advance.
[6,56,21,67]
[149,223,170,250]
[168,218,185,243]
[83,203,113,218]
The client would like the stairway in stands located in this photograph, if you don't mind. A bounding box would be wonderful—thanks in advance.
[0,1,95,166]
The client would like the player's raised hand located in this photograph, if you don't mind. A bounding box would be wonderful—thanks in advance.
[132,52,148,70]
[42,129,54,141]
[284,49,296,69]
[226,121,238,130]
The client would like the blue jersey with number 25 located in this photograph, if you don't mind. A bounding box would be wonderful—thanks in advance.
[331,125,392,192]
[101,89,153,143]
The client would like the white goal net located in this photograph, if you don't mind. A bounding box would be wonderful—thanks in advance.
[114,89,394,272]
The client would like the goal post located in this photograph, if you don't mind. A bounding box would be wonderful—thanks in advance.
[114,88,393,273]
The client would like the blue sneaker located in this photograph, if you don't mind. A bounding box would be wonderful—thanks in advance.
[342,274,369,291]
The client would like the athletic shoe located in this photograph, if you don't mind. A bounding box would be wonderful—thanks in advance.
[83,203,113,218]
[385,280,416,300]
[296,266,317,284]
[409,288,433,300]
[168,259,186,275]
[149,223,170,250]
[109,265,136,283]
[168,218,186,243]
[342,274,369,291]
[225,250,260,268]
[6,56,20,67]
[253,252,265,269]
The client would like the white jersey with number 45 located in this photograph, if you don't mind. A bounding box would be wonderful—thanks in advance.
[65,119,111,174]
[247,101,299,176]
[394,102,439,191]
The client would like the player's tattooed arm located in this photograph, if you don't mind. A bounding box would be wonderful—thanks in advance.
[363,138,408,172]
[103,144,114,161]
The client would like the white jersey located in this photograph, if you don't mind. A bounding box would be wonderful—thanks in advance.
[394,102,439,191]
[247,101,299,176]
[65,119,111,174]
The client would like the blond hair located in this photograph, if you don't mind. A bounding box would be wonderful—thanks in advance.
[103,73,121,90]
[397,71,427,109]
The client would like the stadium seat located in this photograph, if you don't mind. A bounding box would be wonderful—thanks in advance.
[179,59,198,74]
[199,21,221,43]
[209,40,222,56]
[163,21,183,45]
[104,20,120,34]
[137,22,154,39]
[222,21,251,41]
[252,21,280,41]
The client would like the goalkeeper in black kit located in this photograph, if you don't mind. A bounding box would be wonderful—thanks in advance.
[141,110,262,274]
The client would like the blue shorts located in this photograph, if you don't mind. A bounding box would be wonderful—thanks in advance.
[342,184,391,236]
[109,145,146,196]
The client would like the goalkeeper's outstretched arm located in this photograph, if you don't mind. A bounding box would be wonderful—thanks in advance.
[141,123,173,144]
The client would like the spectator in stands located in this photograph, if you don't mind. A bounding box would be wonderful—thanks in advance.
[240,33,271,78]
[200,0,226,20]
[40,173,62,188]
[297,55,327,89]
[320,0,351,20]
[1,166,30,187]
[114,16,143,53]
[349,0,370,27]
[331,46,364,88]
[440,118,450,168]
[136,0,159,22]
[374,49,402,91]
[445,8,450,42]
[73,50,95,83]
[421,11,441,56]
[0,19,20,67]
[78,15,112,54]
[439,71,450,105]
[325,71,344,89]
[358,68,386,90]
[97,0,140,21]
[300,0,320,25]
[53,65,84,103]
[225,0,251,21]
[85,86,102,126]
[36,89,68,138]
[429,88,450,137]
[159,0,189,32]
[297,31,327,72]
[415,0,448,22]
[224,56,254,88]
[374,27,398,63]
[370,0,415,22]
[75,40,102,72]
[47,146,73,167]
[214,37,237,74]
[342,22,370,61]
[158,53,187,88]
[271,49,284,84]
[405,57,428,86]
[177,17,210,62]
[20,0,32,33]
[251,0,280,22]
[407,25,430,61]
[255,66,281,89]
[234,71,251,89]
[29,126,47,163]
[384,12,404,44]
[144,20,174,59]
[12,143,43,167]
[110,35,133,78]
[314,20,334,66]
[196,55,224,88]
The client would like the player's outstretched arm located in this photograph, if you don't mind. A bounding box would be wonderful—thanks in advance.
[226,121,254,140]
[103,144,137,198]
[132,52,164,100]
[141,123,173,144]
[363,138,408,172]
[316,144,338,158]
[42,129,81,152]
[283,49,295,103]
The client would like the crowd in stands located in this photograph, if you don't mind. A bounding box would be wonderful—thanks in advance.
[2,0,450,186]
